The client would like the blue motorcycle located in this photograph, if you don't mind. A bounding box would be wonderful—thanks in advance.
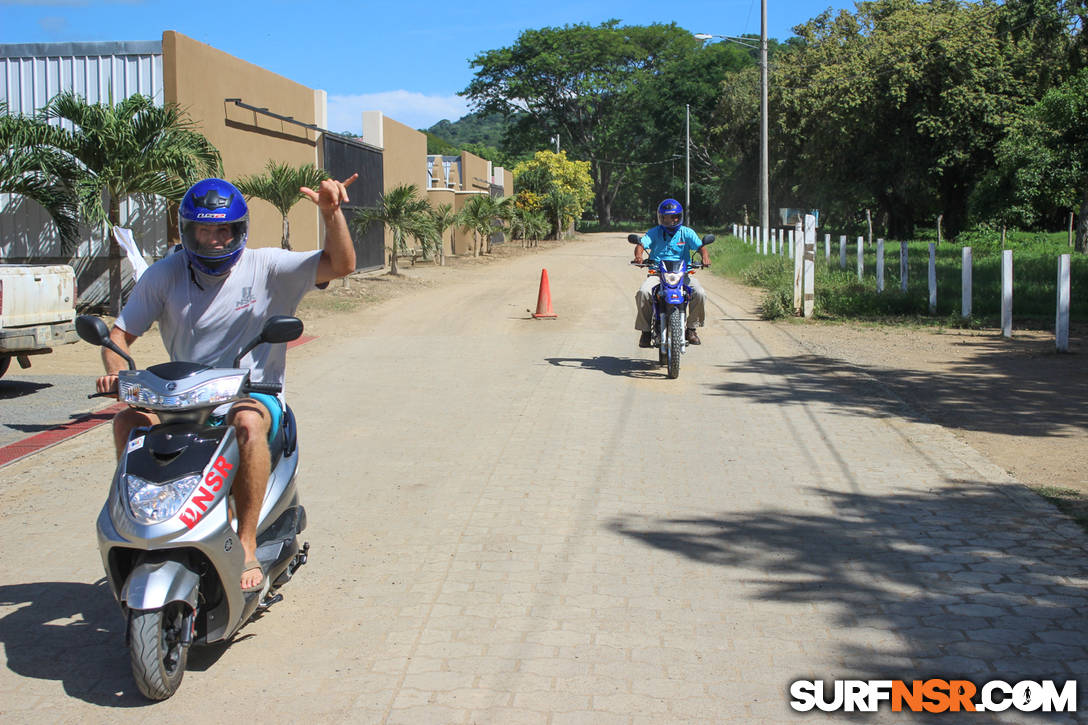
[629,233,715,379]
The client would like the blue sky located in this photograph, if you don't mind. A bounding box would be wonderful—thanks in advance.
[1,0,854,133]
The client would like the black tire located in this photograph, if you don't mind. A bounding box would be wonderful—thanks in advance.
[128,604,189,700]
[667,308,682,379]
[0,356,9,379]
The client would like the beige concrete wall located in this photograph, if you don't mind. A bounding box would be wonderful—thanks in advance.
[460,152,491,194]
[502,168,513,197]
[425,187,457,256]
[382,115,428,255]
[162,31,323,252]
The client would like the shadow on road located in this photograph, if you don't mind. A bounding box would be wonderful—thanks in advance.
[546,356,662,379]
[0,578,238,705]
[0,380,51,400]
[608,483,1088,718]
[0,579,146,707]
[709,348,1088,438]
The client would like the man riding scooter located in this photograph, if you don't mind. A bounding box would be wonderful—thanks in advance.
[633,198,711,347]
[95,174,357,592]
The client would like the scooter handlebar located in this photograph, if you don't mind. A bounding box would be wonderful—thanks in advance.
[245,382,283,396]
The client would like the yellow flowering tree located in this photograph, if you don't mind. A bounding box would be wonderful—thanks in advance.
[513,150,593,237]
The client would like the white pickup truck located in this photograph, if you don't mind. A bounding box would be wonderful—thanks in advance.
[0,265,79,378]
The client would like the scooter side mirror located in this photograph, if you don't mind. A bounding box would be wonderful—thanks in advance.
[627,234,641,244]
[76,315,111,346]
[76,314,137,370]
[701,234,716,245]
[261,316,304,344]
[233,316,304,368]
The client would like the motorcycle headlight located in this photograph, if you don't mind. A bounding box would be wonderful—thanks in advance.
[125,474,201,523]
[119,375,245,410]
[663,272,684,286]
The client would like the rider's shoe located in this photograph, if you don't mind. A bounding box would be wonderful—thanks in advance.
[639,331,653,348]
[685,329,701,345]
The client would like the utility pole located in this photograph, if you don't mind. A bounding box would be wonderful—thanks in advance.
[685,104,691,226]
[760,0,769,248]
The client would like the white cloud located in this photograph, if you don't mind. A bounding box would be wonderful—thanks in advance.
[326,91,471,136]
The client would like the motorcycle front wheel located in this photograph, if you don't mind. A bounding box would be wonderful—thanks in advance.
[667,308,682,379]
[128,603,189,700]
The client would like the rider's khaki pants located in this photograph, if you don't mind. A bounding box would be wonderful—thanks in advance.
[634,274,706,331]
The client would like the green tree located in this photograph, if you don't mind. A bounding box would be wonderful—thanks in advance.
[768,1,1037,237]
[234,160,329,251]
[39,91,220,313]
[464,21,700,225]
[350,183,433,275]
[0,102,81,251]
[990,67,1088,250]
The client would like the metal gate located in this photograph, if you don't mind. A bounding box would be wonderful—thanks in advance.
[323,134,384,271]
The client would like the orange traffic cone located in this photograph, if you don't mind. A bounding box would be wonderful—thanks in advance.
[532,268,558,319]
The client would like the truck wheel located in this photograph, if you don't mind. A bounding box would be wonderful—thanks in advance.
[0,356,9,379]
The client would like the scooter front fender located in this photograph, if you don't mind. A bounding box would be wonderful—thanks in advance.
[121,560,199,611]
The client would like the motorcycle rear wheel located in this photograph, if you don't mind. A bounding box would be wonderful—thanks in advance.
[128,603,189,700]
[667,309,682,379]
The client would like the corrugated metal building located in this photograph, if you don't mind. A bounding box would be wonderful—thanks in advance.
[0,40,169,302]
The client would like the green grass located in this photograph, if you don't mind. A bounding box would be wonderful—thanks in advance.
[1029,485,1088,532]
[706,230,1088,323]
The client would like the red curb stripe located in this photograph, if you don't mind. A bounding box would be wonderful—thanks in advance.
[0,335,317,468]
[0,403,126,468]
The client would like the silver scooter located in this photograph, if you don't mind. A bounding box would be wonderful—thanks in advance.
[76,314,310,700]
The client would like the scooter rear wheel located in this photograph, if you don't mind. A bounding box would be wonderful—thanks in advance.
[128,603,189,700]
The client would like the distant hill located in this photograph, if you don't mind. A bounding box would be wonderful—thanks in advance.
[424,110,509,148]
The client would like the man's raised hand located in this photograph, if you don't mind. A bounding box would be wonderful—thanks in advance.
[301,174,358,215]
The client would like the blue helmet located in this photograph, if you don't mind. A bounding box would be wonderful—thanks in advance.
[179,178,249,276]
[657,198,683,231]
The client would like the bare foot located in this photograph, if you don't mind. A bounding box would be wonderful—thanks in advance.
[241,556,264,592]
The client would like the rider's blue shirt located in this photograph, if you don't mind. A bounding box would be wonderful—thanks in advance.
[640,225,702,262]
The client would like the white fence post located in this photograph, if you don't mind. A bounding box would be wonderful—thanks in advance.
[857,236,864,281]
[1002,249,1013,338]
[824,233,830,263]
[792,222,800,260]
[793,231,803,314]
[1057,254,1071,352]
[900,242,909,293]
[961,247,972,319]
[928,242,937,314]
[876,239,885,293]
[804,215,816,317]
[839,235,847,270]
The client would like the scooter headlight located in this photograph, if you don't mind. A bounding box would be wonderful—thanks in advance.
[663,272,684,286]
[125,473,202,523]
[118,375,245,410]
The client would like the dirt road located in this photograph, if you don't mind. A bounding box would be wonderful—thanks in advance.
[1,234,1085,723]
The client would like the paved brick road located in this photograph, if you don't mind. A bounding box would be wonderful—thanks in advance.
[0,235,1085,723]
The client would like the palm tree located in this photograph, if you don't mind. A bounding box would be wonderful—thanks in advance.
[350,183,432,275]
[0,102,82,252]
[40,91,221,313]
[456,194,500,258]
[428,202,457,266]
[234,161,329,250]
[523,211,548,248]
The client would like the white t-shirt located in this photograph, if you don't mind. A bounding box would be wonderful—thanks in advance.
[116,247,322,387]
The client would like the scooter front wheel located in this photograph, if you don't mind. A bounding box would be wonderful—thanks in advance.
[667,308,682,379]
[128,603,189,700]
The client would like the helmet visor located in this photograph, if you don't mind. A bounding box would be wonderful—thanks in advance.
[658,212,682,228]
[181,220,246,259]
